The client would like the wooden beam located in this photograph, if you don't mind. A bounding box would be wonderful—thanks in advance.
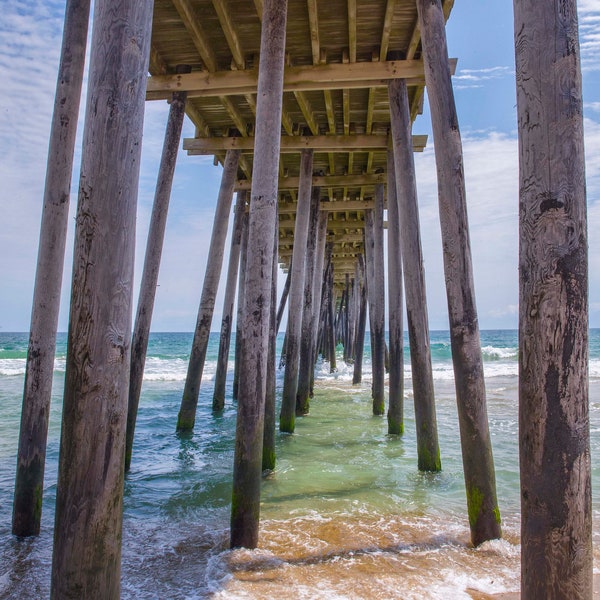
[294,91,320,135]
[236,172,386,191]
[307,0,320,66]
[212,0,245,69]
[171,0,217,72]
[379,0,397,61]
[277,199,380,214]
[146,59,458,100]
[348,0,357,63]
[184,133,428,154]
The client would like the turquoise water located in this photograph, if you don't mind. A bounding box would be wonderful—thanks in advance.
[1,330,599,598]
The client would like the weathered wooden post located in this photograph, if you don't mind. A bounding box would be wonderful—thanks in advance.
[326,264,337,372]
[232,212,249,401]
[514,0,591,596]
[388,77,440,471]
[213,192,247,412]
[309,211,329,396]
[263,218,279,472]
[346,276,356,363]
[50,0,152,594]
[417,0,500,544]
[276,269,291,332]
[364,189,385,415]
[12,0,90,538]
[126,66,190,471]
[296,185,322,414]
[386,152,404,436]
[352,255,367,385]
[177,149,241,431]
[230,0,287,549]
[280,149,314,433]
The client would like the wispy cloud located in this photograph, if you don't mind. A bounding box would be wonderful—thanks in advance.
[454,66,514,90]
[579,1,600,72]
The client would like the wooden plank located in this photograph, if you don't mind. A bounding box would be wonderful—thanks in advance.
[146,59,458,100]
[379,0,397,61]
[236,173,386,190]
[212,0,245,68]
[348,0,357,63]
[185,133,428,153]
[171,0,217,72]
[306,0,320,66]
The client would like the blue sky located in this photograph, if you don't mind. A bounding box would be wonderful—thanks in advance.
[0,0,599,332]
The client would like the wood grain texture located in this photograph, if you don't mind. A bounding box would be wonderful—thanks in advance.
[514,0,592,597]
[50,0,152,594]
[13,0,90,538]
[178,149,240,431]
[417,0,500,543]
[230,0,288,550]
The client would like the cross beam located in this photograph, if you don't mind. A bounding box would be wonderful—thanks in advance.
[185,134,427,154]
[146,59,457,101]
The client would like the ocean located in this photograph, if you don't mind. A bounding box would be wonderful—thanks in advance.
[1,330,599,598]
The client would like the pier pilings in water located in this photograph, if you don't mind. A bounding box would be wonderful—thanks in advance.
[12,0,90,538]
[388,77,440,471]
[230,0,288,550]
[14,0,591,588]
[178,148,240,431]
[50,0,152,594]
[213,192,247,412]
[514,0,592,596]
[127,65,191,471]
[280,149,314,433]
[417,0,501,545]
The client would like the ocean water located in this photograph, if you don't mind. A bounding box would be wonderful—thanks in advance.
[1,330,599,598]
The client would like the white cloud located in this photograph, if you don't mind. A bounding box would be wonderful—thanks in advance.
[579,1,600,72]
[454,66,514,90]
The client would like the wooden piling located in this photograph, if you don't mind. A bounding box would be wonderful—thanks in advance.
[232,212,249,401]
[50,0,152,594]
[417,0,500,544]
[263,218,279,472]
[326,263,337,372]
[276,269,291,333]
[514,0,591,595]
[213,193,247,412]
[126,67,190,471]
[280,149,314,433]
[364,189,385,416]
[230,0,288,550]
[386,152,404,436]
[296,185,322,415]
[388,78,440,470]
[178,149,241,431]
[12,0,90,538]
[309,212,329,396]
[352,255,367,385]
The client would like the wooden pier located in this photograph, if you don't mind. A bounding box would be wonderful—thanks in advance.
[12,0,591,598]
